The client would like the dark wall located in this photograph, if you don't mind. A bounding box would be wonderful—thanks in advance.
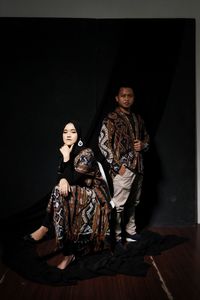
[0,18,196,226]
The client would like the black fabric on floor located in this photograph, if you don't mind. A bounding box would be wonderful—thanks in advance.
[1,229,188,286]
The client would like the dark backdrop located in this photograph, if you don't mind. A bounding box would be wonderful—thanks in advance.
[0,18,196,228]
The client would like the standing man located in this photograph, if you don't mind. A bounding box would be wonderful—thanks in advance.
[98,84,150,242]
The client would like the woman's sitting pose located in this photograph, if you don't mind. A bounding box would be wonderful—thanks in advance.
[24,120,111,269]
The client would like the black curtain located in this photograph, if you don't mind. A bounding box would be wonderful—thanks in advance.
[0,18,196,231]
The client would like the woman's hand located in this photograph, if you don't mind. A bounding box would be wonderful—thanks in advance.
[59,144,74,162]
[58,178,71,196]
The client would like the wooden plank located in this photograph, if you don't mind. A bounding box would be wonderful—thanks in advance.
[0,226,200,300]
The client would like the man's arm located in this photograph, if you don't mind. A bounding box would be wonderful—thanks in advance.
[98,118,122,174]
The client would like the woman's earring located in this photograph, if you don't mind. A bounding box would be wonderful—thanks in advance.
[78,139,83,147]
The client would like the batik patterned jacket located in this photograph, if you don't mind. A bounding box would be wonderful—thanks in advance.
[99,107,150,177]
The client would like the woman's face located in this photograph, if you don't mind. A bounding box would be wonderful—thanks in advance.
[63,123,78,146]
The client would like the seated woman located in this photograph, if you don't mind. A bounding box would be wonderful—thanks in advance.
[24,120,111,269]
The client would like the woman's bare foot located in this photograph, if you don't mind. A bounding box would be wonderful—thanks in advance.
[57,255,75,270]
[31,226,48,241]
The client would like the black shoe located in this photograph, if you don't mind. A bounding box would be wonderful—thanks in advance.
[125,233,141,242]
[23,234,39,244]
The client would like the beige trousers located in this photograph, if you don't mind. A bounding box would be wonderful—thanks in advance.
[112,168,142,236]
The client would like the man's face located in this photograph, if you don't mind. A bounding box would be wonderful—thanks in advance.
[115,87,134,110]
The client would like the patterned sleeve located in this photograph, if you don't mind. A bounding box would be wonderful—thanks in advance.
[98,117,121,173]
[139,116,150,151]
[74,148,96,175]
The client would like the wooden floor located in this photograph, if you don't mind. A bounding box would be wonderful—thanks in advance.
[0,225,200,300]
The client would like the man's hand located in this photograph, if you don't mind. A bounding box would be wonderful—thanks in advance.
[119,164,126,176]
[134,139,144,152]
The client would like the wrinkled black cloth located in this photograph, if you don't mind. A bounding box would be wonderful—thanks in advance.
[1,229,188,286]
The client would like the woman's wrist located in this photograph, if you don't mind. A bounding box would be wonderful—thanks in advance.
[63,156,70,162]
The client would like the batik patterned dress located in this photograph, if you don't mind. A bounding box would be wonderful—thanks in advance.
[47,148,111,253]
